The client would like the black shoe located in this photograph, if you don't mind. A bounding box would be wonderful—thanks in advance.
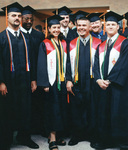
[49,141,58,150]
[119,144,128,149]
[17,138,39,149]
[68,137,80,146]
[57,138,66,146]
[90,142,115,150]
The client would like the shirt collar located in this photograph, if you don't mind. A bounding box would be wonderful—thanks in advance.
[61,27,69,33]
[7,27,20,37]
[107,33,119,44]
[80,34,90,45]
[20,26,32,34]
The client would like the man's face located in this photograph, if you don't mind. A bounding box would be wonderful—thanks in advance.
[105,21,119,37]
[90,20,102,33]
[22,14,33,30]
[60,15,69,28]
[8,12,22,28]
[76,19,91,38]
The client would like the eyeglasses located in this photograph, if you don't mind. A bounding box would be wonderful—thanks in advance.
[23,17,33,22]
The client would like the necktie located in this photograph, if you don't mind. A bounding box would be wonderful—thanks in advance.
[63,30,67,38]
[14,31,18,38]
[108,38,112,47]
[103,41,113,79]
[83,39,86,46]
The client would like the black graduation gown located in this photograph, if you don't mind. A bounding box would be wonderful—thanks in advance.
[123,27,128,38]
[94,38,128,142]
[67,40,96,133]
[21,28,45,133]
[37,41,68,135]
[0,30,36,131]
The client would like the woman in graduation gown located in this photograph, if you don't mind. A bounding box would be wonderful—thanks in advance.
[37,15,68,150]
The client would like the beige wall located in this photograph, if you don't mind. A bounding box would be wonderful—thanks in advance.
[0,0,127,14]
[0,0,127,32]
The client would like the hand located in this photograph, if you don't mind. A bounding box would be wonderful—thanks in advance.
[44,87,49,92]
[97,79,110,90]
[66,81,74,95]
[0,83,8,96]
[31,81,37,93]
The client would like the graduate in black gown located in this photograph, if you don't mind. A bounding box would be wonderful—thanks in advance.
[73,10,89,38]
[37,15,68,150]
[121,12,128,38]
[20,5,45,135]
[88,12,107,42]
[0,2,39,149]
[66,15,101,146]
[53,6,77,46]
[92,11,128,149]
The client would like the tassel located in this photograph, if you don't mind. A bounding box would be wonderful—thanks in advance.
[67,92,70,103]
[122,17,125,34]
[45,18,48,38]
[6,7,8,27]
[103,15,105,35]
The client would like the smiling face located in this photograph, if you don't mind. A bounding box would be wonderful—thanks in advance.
[60,15,69,28]
[76,19,91,38]
[22,14,33,30]
[48,24,61,38]
[8,12,22,29]
[105,21,119,38]
[90,20,102,33]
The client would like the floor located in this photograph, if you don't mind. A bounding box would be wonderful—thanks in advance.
[10,135,120,150]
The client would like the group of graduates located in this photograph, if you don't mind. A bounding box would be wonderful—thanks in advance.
[0,1,128,150]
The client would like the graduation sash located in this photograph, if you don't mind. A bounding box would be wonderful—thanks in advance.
[69,35,101,83]
[6,29,30,72]
[99,35,126,79]
[44,39,67,89]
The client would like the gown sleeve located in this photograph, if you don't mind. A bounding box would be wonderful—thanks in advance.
[37,42,49,87]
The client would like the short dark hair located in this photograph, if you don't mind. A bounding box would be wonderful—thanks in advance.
[47,32,64,41]
[35,25,42,32]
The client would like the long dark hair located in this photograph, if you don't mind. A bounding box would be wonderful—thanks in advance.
[47,24,64,41]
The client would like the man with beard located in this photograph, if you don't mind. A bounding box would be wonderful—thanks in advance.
[88,13,107,42]
[66,15,101,146]
[92,11,128,149]
[20,5,45,135]
[0,2,39,149]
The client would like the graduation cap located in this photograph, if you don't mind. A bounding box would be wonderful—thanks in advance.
[69,13,75,22]
[122,12,128,33]
[53,6,72,15]
[101,11,123,23]
[1,2,23,13]
[88,12,103,22]
[47,15,64,26]
[74,10,89,20]
[0,11,5,16]
[22,5,35,15]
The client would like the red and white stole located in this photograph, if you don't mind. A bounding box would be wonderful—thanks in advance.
[44,39,67,87]
[99,35,126,79]
[69,35,101,82]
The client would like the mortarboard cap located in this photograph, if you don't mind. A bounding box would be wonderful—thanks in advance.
[22,5,35,15]
[69,13,75,22]
[53,6,72,15]
[1,2,23,13]
[101,11,123,23]
[0,11,5,16]
[123,12,128,20]
[88,12,103,22]
[74,10,89,20]
[47,15,64,26]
